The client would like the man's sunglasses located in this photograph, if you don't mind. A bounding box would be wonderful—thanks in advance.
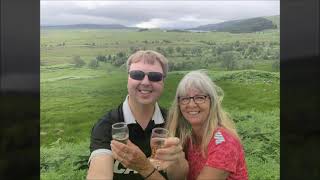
[128,70,164,82]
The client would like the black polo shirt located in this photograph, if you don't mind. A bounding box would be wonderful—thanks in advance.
[89,96,167,180]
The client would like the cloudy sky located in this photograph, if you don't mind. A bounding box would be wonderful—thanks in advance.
[41,1,279,29]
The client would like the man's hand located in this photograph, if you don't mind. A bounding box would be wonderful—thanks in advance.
[111,139,151,172]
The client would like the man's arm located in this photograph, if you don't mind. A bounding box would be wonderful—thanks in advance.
[87,154,114,180]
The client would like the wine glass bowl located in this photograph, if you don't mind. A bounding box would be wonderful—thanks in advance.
[149,128,169,170]
[112,122,129,144]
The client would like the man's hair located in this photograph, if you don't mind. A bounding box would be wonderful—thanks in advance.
[126,50,169,77]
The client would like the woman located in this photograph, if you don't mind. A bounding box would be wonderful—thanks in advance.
[165,70,248,180]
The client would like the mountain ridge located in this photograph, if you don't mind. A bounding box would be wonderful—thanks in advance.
[41,15,279,33]
[188,15,279,33]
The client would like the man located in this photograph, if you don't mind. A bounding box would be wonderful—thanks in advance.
[87,50,188,180]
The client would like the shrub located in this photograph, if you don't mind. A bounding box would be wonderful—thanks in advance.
[272,60,280,72]
[72,56,85,68]
[220,51,239,70]
[96,55,107,62]
[88,59,99,69]
[41,140,89,179]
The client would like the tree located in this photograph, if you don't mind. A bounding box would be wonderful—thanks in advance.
[248,45,259,54]
[202,54,216,64]
[116,51,126,58]
[155,47,166,56]
[156,47,162,52]
[176,46,181,53]
[130,46,139,54]
[234,40,240,47]
[96,55,107,62]
[220,51,238,70]
[181,48,187,57]
[168,61,175,71]
[72,56,85,68]
[191,47,202,56]
[112,51,127,66]
[88,59,99,69]
[112,58,126,66]
[166,47,174,55]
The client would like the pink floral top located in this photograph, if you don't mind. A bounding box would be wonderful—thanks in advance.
[186,128,248,180]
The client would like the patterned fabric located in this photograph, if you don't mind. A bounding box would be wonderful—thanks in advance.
[187,128,248,180]
[214,131,225,144]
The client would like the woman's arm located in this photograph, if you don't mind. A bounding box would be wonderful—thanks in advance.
[156,137,189,180]
[197,166,229,180]
[166,151,189,180]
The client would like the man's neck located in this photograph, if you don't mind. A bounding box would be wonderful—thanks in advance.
[128,96,155,129]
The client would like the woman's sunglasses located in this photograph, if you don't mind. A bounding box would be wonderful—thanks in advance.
[128,70,164,82]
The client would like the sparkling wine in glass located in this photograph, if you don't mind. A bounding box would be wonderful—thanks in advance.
[149,128,169,170]
[112,122,129,144]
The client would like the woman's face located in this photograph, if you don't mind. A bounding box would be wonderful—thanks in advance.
[179,88,211,128]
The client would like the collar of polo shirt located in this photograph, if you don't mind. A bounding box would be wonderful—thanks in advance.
[122,95,164,125]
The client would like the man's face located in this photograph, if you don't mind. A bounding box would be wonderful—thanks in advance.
[127,60,164,105]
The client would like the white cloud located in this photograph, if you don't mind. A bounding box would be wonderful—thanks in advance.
[51,13,121,25]
[72,1,121,10]
[41,1,280,28]
[136,18,174,29]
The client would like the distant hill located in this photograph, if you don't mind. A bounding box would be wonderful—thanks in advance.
[188,16,279,33]
[41,24,132,29]
[264,15,280,29]
[40,15,279,32]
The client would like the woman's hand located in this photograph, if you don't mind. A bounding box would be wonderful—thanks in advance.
[155,137,185,170]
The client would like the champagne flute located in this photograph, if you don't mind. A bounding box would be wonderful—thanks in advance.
[149,127,169,170]
[112,122,129,144]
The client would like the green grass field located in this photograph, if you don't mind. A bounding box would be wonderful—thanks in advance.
[41,29,279,179]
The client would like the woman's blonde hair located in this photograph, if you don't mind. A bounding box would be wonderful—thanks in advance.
[165,70,239,157]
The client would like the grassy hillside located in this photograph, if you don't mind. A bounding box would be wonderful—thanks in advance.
[41,110,279,180]
[41,28,279,179]
[40,28,280,81]
[41,29,279,67]
[40,65,279,179]
[40,66,278,145]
